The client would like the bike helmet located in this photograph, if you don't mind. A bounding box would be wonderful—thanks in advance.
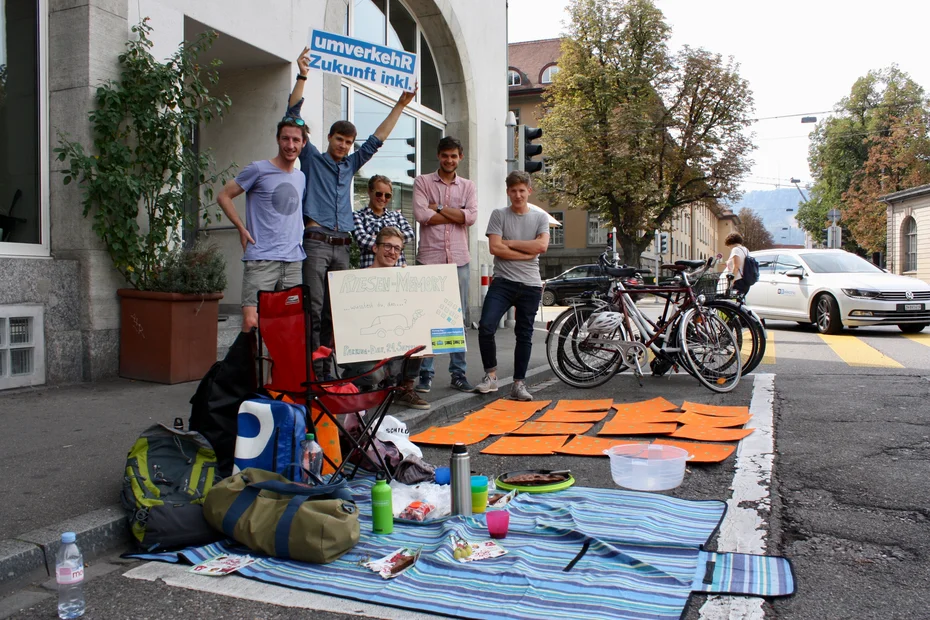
[585,311,624,335]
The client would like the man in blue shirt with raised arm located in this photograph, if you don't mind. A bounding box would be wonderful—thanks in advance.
[287,46,415,374]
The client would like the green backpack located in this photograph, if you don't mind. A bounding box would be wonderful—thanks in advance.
[121,422,224,551]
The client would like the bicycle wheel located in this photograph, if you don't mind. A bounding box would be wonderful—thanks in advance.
[546,306,626,388]
[705,300,766,375]
[678,308,742,393]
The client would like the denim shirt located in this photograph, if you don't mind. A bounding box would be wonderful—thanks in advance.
[286,98,383,232]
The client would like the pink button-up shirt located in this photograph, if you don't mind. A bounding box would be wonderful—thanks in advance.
[413,172,478,267]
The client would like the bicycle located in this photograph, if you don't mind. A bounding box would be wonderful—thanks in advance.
[546,254,742,393]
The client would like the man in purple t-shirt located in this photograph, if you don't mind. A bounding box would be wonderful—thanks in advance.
[217,118,308,332]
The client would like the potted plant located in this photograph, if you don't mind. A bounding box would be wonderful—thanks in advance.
[55,19,235,383]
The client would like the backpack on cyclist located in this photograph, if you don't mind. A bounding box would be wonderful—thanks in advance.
[121,421,224,551]
[741,254,760,287]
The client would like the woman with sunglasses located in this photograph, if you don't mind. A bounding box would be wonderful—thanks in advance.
[352,175,416,268]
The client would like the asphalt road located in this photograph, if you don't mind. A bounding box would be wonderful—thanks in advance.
[4,320,929,619]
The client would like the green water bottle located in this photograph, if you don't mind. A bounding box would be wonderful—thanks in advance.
[371,473,393,535]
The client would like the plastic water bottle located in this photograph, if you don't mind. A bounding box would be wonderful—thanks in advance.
[56,532,85,619]
[301,433,323,483]
[371,473,393,534]
[450,443,472,516]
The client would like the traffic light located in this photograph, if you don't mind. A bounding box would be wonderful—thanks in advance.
[659,233,668,255]
[405,137,416,179]
[520,125,544,173]
[606,231,614,248]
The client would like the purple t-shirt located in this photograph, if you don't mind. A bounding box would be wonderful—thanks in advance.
[236,160,307,262]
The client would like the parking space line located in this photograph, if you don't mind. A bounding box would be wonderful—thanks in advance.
[904,333,930,348]
[818,334,904,368]
[698,373,775,620]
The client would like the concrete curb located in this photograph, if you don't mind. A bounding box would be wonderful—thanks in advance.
[0,505,129,592]
[0,363,555,591]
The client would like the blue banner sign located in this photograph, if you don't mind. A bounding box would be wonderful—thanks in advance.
[308,30,418,92]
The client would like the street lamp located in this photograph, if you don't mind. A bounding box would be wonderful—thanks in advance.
[789,177,809,203]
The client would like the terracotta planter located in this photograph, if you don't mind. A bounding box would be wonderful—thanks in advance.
[118,289,223,384]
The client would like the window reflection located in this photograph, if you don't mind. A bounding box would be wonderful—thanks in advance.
[420,123,442,176]
[0,0,40,246]
[352,92,417,265]
[388,0,416,52]
[419,34,441,113]
[353,0,386,46]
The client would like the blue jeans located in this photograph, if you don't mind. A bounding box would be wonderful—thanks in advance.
[419,263,469,381]
[478,278,541,381]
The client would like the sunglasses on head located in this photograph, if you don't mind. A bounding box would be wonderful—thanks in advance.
[281,116,306,126]
[374,191,393,200]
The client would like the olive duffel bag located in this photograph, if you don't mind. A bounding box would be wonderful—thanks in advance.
[203,468,360,564]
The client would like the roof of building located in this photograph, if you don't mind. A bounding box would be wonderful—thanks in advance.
[509,38,562,95]
[880,183,930,203]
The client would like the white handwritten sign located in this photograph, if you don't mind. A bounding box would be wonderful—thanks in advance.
[308,29,417,92]
[329,264,466,364]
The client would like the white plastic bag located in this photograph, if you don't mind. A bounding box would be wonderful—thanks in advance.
[376,415,422,459]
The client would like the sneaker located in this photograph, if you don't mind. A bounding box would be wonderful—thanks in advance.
[414,377,431,393]
[395,388,430,410]
[510,381,532,401]
[450,376,475,392]
[475,374,499,394]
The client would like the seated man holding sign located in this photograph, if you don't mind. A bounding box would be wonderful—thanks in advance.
[366,227,429,411]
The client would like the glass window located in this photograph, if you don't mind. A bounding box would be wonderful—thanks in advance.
[540,64,559,84]
[353,0,386,45]
[550,212,564,246]
[587,215,607,246]
[904,217,917,272]
[0,0,41,248]
[508,70,521,87]
[562,267,586,280]
[340,85,349,121]
[419,34,441,114]
[774,254,802,273]
[799,252,882,274]
[755,254,777,275]
[420,122,442,176]
[352,92,417,264]
[388,0,416,52]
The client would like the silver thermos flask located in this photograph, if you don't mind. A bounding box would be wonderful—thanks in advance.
[450,443,472,516]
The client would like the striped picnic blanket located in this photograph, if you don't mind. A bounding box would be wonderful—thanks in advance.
[132,482,794,619]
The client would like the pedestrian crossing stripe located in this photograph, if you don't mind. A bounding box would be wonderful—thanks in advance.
[903,333,930,348]
[761,330,776,365]
[818,334,904,368]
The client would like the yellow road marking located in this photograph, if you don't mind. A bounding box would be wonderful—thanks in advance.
[818,334,903,368]
[904,333,930,347]
[761,330,776,365]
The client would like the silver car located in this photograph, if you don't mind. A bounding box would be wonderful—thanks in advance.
[744,249,930,334]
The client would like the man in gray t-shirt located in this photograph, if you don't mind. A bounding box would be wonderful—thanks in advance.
[475,171,550,401]
[217,118,308,332]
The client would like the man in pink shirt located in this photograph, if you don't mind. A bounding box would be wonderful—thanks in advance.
[412,136,478,393]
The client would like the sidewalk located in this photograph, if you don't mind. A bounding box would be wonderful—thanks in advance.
[0,324,553,592]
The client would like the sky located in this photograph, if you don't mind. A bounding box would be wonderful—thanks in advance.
[507,0,930,197]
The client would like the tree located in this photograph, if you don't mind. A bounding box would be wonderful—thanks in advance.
[736,208,773,251]
[796,66,930,250]
[539,0,754,266]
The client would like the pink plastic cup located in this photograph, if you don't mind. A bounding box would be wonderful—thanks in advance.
[486,510,510,539]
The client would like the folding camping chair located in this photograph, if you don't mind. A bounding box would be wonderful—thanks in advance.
[256,284,423,482]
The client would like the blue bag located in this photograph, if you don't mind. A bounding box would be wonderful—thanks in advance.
[233,398,307,480]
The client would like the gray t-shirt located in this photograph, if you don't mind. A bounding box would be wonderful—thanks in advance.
[486,207,550,286]
[236,160,307,262]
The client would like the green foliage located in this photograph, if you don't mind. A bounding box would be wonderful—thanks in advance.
[148,243,228,294]
[539,0,754,265]
[54,19,235,291]
[797,66,930,252]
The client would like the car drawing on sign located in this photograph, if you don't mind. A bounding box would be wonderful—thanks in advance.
[360,315,409,338]
[742,248,930,334]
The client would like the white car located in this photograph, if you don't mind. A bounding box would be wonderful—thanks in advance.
[742,248,930,334]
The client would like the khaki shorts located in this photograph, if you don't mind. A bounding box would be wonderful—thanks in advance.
[241,260,303,307]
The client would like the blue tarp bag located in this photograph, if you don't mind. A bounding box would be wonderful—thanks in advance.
[234,398,307,480]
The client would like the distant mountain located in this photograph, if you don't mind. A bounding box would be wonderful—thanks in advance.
[727,189,805,245]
